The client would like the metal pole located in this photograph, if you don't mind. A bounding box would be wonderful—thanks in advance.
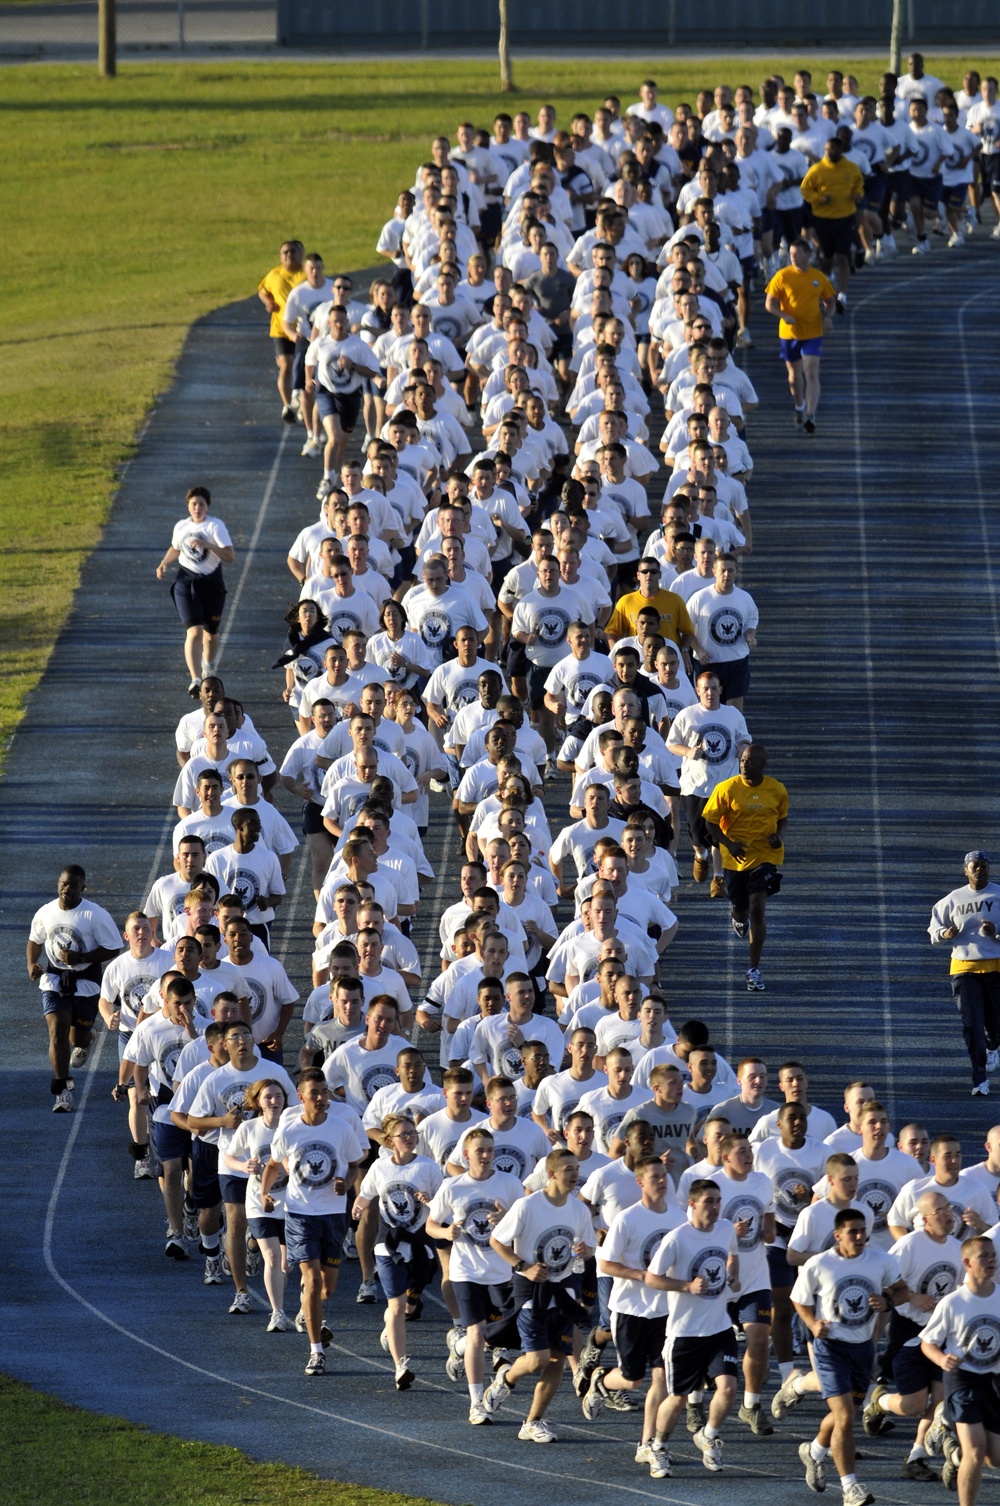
[99,0,116,75]
[889,0,902,77]
[179,0,185,50]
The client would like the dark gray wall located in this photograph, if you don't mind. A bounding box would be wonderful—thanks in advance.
[278,0,998,50]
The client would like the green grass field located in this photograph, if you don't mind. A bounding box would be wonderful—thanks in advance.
[1,53,996,759]
[0,1374,448,1506]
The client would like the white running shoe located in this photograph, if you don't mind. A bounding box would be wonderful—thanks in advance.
[518,1417,556,1443]
[70,1045,90,1069]
[134,1154,155,1180]
[203,1255,224,1285]
[228,1290,252,1314]
[947,232,963,247]
[913,239,931,255]
[53,1089,74,1113]
[988,1048,1000,1073]
[648,1443,672,1478]
[468,1402,491,1425]
[992,224,1000,239]
[379,1328,390,1354]
[692,1427,724,1471]
[842,1483,874,1506]
[267,1311,290,1332]
[483,1363,511,1413]
[395,1357,415,1390]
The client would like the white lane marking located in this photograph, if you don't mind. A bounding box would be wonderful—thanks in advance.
[955,288,1000,672]
[216,429,290,665]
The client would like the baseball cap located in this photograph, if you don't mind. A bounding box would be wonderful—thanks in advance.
[965,850,990,866]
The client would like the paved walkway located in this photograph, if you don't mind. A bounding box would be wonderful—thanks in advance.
[2,243,999,1504]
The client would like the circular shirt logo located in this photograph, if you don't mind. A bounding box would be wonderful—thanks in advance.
[461,1197,498,1247]
[329,607,363,641]
[220,1082,249,1112]
[230,867,261,910]
[204,834,228,855]
[156,1038,184,1084]
[722,1193,764,1252]
[293,1141,337,1187]
[497,1041,524,1079]
[536,1225,576,1274]
[123,972,158,1014]
[854,136,877,166]
[246,977,267,1023]
[833,1273,876,1328]
[708,605,745,646]
[698,722,734,764]
[691,1245,729,1295]
[382,1179,419,1228]
[294,656,321,688]
[419,606,452,647]
[47,923,85,963]
[555,1094,582,1131]
[493,1144,529,1178]
[857,1178,897,1230]
[959,1314,1000,1368]
[360,1061,399,1100]
[642,1228,671,1266]
[535,606,571,645]
[567,668,604,708]
[909,134,931,171]
[433,314,463,343]
[920,1260,959,1300]
[773,1166,814,1218]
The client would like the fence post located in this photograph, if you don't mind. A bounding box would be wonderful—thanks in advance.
[99,0,116,75]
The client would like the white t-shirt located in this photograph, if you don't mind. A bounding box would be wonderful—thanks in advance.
[427,1169,525,1283]
[577,1082,652,1155]
[790,1245,902,1343]
[686,584,759,664]
[921,1283,1000,1374]
[668,702,751,797]
[491,1189,595,1283]
[889,1229,963,1329]
[227,1115,287,1219]
[532,1068,608,1133]
[100,948,171,1034]
[29,897,121,996]
[650,1218,739,1337]
[601,1199,685,1317]
[417,1107,486,1168]
[323,1033,412,1114]
[753,1136,829,1241]
[888,1173,997,1243]
[711,1169,776,1293]
[359,1153,443,1236]
[469,1011,566,1082]
[189,1059,297,1157]
[787,1198,874,1258]
[170,515,231,576]
[271,1111,368,1216]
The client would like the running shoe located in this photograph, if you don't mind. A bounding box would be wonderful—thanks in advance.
[746,967,765,991]
[53,1089,74,1113]
[228,1290,252,1314]
[799,1440,826,1492]
[735,329,753,348]
[305,1351,325,1377]
[972,1082,990,1096]
[395,1357,415,1390]
[686,1398,706,1433]
[518,1418,555,1443]
[581,1369,608,1420]
[924,1400,948,1454]
[281,405,297,424]
[380,1328,390,1354]
[294,1309,307,1333]
[804,418,816,434]
[987,1048,1000,1073]
[134,1154,155,1180]
[901,1456,937,1480]
[732,915,749,940]
[738,1401,773,1435]
[709,876,726,898]
[842,1484,874,1506]
[183,1200,199,1240]
[165,1231,188,1260]
[343,1227,358,1260]
[356,1278,378,1303]
[692,1427,723,1471]
[692,854,709,883]
[862,1381,890,1435]
[203,1255,224,1285]
[483,1363,511,1413]
[70,1045,90,1069]
[245,1239,261,1277]
[267,1311,290,1332]
[316,477,334,501]
[468,1402,491,1425]
[771,1373,805,1419]
[648,1442,671,1477]
[912,239,931,255]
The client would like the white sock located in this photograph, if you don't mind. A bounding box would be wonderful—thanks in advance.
[878,1393,894,1413]
[688,1390,704,1403]
[792,1376,808,1396]
[310,1342,322,1354]
[908,1445,927,1460]
[744,1391,760,1408]
[840,1474,857,1490]
[470,1381,484,1403]
[704,1424,720,1441]
[810,1439,828,1462]
[778,1361,795,1381]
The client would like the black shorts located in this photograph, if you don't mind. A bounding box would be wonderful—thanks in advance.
[942,182,972,210]
[982,154,1000,195]
[705,655,750,703]
[774,206,805,244]
[612,1310,667,1380]
[910,173,942,209]
[725,862,780,912]
[893,1340,939,1397]
[550,327,573,361]
[683,793,714,850]
[887,169,911,202]
[452,1278,513,1328]
[479,202,503,244]
[291,337,309,390]
[766,1243,796,1290]
[190,1137,222,1209]
[302,799,326,836]
[526,660,554,709]
[505,637,529,680]
[664,1328,739,1396]
[945,1368,1000,1432]
[272,335,296,358]
[316,386,362,431]
[812,214,857,260]
[170,566,226,633]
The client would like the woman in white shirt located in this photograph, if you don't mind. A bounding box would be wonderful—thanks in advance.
[156,485,234,695]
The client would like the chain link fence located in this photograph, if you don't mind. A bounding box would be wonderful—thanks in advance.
[0,0,276,58]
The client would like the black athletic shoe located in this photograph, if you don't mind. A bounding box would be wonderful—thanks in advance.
[803,418,816,434]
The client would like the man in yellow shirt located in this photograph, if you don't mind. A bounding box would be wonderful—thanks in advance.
[605,557,696,664]
[257,240,305,424]
[800,137,864,310]
[702,744,788,993]
[764,239,836,434]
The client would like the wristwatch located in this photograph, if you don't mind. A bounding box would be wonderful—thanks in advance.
[513,1259,526,1274]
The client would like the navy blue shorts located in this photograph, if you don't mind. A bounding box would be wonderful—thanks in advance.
[284,1210,345,1267]
[189,1138,221,1208]
[154,1119,191,1164]
[597,1272,613,1330]
[727,1286,773,1327]
[219,1173,248,1206]
[910,173,942,208]
[41,990,97,1026]
[664,1328,739,1396]
[376,1253,416,1300]
[315,386,362,431]
[612,1309,667,1380]
[248,1215,286,1242]
[705,655,750,703]
[767,1243,797,1289]
[779,335,823,363]
[452,1279,513,1329]
[170,566,226,633]
[291,338,309,391]
[887,169,911,201]
[982,154,1000,195]
[525,660,554,710]
[302,799,326,836]
[893,1340,938,1397]
[945,1368,1000,1432]
[862,176,885,212]
[813,1335,875,1400]
[516,1302,575,1357]
[942,182,971,210]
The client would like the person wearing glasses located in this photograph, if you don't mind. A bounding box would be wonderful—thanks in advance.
[223,759,298,879]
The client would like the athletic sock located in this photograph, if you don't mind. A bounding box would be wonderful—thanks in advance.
[840,1475,857,1490]
[778,1361,795,1381]
[310,1342,323,1355]
[908,1445,928,1460]
[794,403,805,412]
[704,1424,720,1441]
[878,1393,894,1412]
[200,1235,220,1254]
[469,1382,484,1403]
[792,1378,809,1398]
[810,1439,829,1462]
[744,1391,761,1408]
[688,1390,704,1403]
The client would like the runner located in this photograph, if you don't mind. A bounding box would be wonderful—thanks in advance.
[764,238,836,432]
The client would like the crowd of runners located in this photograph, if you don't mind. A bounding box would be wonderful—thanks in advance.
[25,56,1000,1506]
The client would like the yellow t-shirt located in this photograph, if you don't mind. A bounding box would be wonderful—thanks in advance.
[606,587,693,646]
[765,266,836,341]
[701,773,789,872]
[800,157,865,220]
[258,264,305,339]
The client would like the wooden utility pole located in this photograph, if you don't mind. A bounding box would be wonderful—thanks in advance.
[889,0,902,77]
[99,0,116,76]
[498,0,514,92]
